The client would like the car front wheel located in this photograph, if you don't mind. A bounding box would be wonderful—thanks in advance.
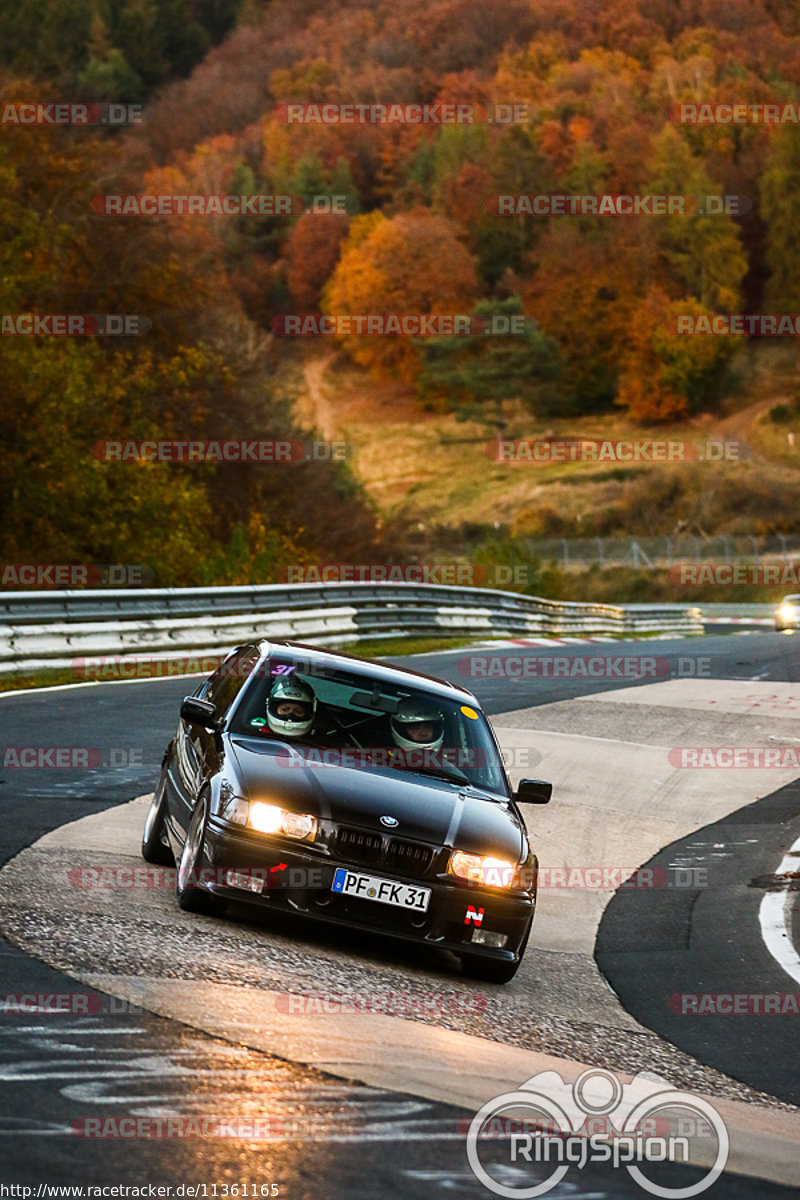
[176,793,227,917]
[141,761,174,866]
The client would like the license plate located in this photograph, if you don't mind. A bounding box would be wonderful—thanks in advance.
[332,867,430,912]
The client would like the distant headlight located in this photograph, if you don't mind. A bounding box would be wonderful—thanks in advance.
[448,850,518,888]
[779,604,798,623]
[220,797,317,841]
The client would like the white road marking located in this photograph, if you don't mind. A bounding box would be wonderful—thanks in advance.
[0,672,206,699]
[758,832,800,986]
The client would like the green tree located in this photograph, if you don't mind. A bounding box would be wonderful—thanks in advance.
[761,124,800,311]
[414,297,563,435]
[646,125,747,311]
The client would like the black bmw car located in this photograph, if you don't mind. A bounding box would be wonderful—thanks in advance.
[142,639,551,983]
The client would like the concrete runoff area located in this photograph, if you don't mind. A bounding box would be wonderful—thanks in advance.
[1,679,799,1188]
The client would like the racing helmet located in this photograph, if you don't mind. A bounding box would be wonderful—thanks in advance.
[390,697,444,752]
[266,675,316,738]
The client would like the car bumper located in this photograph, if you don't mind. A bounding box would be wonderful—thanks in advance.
[201,820,534,961]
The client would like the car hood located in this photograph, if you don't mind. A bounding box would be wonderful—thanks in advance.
[227,736,523,859]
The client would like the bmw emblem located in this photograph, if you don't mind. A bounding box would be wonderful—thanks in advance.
[380,815,399,828]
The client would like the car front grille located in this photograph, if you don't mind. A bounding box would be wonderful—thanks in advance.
[334,827,383,863]
[333,825,436,879]
[386,838,434,876]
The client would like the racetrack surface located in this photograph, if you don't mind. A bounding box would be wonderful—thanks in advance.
[1,631,799,1194]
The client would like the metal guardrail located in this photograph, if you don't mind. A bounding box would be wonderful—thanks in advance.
[0,583,704,675]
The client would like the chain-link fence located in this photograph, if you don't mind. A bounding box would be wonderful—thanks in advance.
[521,535,800,571]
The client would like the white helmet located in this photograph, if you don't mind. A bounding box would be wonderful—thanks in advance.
[390,697,444,752]
[266,675,316,738]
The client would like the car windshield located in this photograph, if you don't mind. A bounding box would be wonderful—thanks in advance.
[230,652,510,796]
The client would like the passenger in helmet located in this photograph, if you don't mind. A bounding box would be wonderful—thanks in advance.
[266,675,317,740]
[390,697,445,752]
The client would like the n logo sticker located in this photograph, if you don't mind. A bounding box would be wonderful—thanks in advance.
[464,905,485,925]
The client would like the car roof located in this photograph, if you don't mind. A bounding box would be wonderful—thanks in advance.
[251,638,479,705]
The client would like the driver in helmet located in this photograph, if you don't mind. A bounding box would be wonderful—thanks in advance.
[266,675,318,741]
[390,697,445,755]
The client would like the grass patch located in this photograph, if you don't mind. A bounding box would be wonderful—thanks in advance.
[286,347,800,546]
[0,668,93,694]
[336,635,482,659]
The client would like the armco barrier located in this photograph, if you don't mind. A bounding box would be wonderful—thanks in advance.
[0,583,703,675]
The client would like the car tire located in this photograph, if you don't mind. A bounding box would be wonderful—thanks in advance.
[176,792,227,917]
[141,761,174,866]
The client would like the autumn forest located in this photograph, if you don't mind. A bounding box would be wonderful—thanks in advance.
[3,0,800,587]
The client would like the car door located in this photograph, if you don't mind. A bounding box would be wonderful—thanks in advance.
[171,645,259,842]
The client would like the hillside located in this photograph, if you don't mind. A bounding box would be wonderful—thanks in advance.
[3,0,800,595]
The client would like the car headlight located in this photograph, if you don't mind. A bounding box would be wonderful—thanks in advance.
[779,605,796,622]
[248,802,316,840]
[448,850,519,888]
[220,796,317,841]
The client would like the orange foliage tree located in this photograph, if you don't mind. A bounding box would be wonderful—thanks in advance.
[323,209,479,379]
[616,288,735,422]
[285,212,349,309]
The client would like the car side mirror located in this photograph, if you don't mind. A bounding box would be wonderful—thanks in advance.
[180,696,219,729]
[514,778,552,804]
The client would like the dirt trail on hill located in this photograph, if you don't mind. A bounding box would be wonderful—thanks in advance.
[302,355,783,449]
[712,396,781,456]
[299,354,338,440]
